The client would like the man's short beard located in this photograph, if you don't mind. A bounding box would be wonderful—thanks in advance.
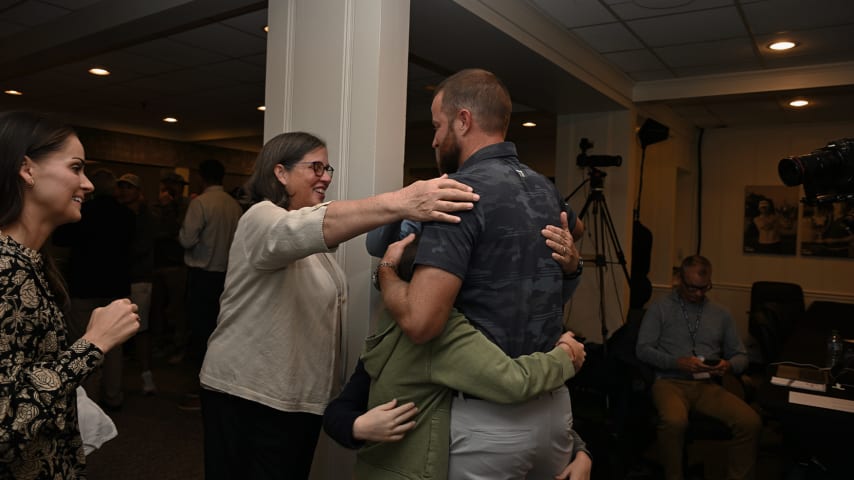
[436,129,460,175]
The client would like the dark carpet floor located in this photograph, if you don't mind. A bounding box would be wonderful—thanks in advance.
[84,343,205,480]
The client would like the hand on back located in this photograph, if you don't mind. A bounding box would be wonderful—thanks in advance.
[395,174,479,223]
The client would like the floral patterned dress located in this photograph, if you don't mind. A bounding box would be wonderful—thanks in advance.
[0,233,103,479]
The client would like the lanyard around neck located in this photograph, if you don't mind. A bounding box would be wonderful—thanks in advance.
[678,296,704,356]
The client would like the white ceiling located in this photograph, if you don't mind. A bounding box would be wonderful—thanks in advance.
[0,0,852,151]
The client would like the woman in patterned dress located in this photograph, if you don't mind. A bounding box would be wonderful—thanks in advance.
[0,111,141,479]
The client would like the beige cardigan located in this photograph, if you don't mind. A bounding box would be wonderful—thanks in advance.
[200,201,348,415]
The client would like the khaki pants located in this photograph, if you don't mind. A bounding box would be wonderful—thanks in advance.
[651,378,762,480]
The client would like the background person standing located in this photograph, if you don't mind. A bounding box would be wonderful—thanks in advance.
[150,172,190,363]
[178,159,242,409]
[116,172,157,395]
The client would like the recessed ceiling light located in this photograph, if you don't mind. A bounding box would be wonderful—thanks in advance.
[257,105,266,111]
[88,67,110,76]
[522,121,537,127]
[4,89,23,95]
[163,117,178,123]
[788,99,809,107]
[768,41,797,51]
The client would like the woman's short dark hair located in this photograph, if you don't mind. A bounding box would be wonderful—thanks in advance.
[0,111,77,228]
[245,131,326,209]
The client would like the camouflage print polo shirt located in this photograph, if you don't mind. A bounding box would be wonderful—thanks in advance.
[415,142,566,357]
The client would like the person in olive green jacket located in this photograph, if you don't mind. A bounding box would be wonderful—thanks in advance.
[352,223,586,480]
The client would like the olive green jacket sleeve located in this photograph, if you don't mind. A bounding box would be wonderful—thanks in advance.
[427,310,575,403]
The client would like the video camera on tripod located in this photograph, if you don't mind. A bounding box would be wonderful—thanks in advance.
[778,138,854,205]
[576,138,623,168]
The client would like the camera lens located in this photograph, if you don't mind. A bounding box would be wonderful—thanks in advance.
[778,156,806,186]
[777,139,854,203]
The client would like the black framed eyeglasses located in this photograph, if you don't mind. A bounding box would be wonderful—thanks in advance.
[296,161,334,178]
[683,281,712,293]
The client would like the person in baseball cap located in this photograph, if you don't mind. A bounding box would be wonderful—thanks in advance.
[117,173,141,188]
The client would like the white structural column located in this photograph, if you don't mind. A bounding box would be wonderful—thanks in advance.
[555,111,636,342]
[264,1,411,477]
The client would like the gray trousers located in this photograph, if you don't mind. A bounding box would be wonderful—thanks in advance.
[448,385,574,480]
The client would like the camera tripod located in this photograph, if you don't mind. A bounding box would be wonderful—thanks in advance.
[567,167,631,348]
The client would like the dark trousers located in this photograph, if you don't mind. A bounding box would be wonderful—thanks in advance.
[186,268,226,371]
[200,389,322,480]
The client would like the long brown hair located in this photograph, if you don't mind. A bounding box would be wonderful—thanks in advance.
[0,111,77,308]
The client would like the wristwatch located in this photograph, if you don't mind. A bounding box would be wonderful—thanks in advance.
[372,261,397,291]
[566,257,584,280]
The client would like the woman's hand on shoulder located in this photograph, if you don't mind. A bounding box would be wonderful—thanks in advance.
[395,174,479,223]
[82,298,140,353]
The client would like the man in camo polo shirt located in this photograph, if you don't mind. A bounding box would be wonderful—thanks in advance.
[378,68,582,480]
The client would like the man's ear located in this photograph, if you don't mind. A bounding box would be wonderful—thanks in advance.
[456,109,472,135]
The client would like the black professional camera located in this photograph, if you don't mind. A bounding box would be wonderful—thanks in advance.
[576,138,622,168]
[778,138,854,205]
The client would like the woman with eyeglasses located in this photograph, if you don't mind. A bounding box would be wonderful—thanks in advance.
[0,111,140,477]
[197,131,479,480]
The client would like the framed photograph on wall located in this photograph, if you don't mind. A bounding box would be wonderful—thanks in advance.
[743,186,799,255]
[800,200,854,258]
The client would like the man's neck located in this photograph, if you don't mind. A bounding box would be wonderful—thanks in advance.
[459,134,506,166]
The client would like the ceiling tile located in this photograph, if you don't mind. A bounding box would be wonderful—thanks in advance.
[124,68,237,97]
[604,49,665,72]
[742,0,854,35]
[219,9,268,37]
[627,6,746,47]
[1,0,69,26]
[83,50,180,77]
[127,38,229,68]
[42,0,102,9]
[169,23,267,59]
[757,25,854,67]
[1,70,84,99]
[242,53,267,67]
[608,0,733,20]
[195,59,266,85]
[655,37,758,68]
[571,23,643,52]
[529,0,616,28]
